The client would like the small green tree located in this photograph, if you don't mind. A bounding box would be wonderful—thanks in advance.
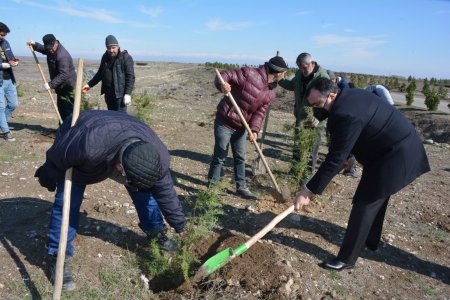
[424,90,440,111]
[134,91,154,125]
[438,85,448,99]
[422,79,431,96]
[405,79,416,106]
[407,75,413,82]
[399,83,407,92]
[16,84,24,97]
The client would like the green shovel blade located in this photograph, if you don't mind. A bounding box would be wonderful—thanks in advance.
[195,243,249,279]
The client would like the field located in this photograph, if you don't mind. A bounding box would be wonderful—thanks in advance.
[0,58,449,299]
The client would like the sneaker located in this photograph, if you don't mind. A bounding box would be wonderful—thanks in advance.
[2,131,15,142]
[343,167,358,178]
[154,230,179,252]
[236,187,258,200]
[49,254,76,291]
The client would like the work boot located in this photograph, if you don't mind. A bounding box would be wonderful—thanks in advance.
[49,254,76,291]
[2,131,15,142]
[236,187,258,200]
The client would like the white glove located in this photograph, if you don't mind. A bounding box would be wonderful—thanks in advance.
[124,94,131,106]
[27,40,35,46]
[1,63,11,69]
[43,83,50,90]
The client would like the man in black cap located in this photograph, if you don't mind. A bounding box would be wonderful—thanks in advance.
[207,56,287,200]
[34,110,186,291]
[82,34,135,112]
[27,34,76,122]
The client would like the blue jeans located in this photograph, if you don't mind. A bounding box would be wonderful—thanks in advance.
[0,79,18,133]
[47,181,164,256]
[207,117,247,189]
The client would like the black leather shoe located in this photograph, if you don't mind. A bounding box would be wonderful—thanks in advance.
[320,258,354,271]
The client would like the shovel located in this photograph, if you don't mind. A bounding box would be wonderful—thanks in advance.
[29,45,63,124]
[52,59,84,300]
[194,205,295,280]
[215,69,290,201]
[251,106,270,175]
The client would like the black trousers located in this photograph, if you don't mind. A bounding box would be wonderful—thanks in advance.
[337,195,390,264]
[104,89,127,113]
[56,86,75,122]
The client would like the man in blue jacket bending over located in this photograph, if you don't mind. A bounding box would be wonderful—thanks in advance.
[34,110,186,291]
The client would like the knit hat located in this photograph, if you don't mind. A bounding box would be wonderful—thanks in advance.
[121,141,161,191]
[266,56,288,73]
[105,35,119,47]
[42,34,56,50]
[296,52,313,66]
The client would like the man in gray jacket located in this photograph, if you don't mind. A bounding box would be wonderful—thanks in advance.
[82,35,135,112]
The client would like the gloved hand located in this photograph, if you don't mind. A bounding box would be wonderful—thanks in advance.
[124,94,131,106]
[304,117,319,128]
[27,40,35,47]
[81,84,90,93]
[34,165,57,192]
[9,60,19,67]
[43,83,50,90]
[1,62,11,69]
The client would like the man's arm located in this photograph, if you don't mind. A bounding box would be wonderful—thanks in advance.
[123,54,135,95]
[150,172,186,233]
[87,55,105,88]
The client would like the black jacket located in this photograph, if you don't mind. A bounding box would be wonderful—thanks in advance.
[307,88,430,200]
[33,42,76,93]
[88,50,135,98]
[38,110,185,232]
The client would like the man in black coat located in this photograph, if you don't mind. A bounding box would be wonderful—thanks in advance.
[27,34,76,122]
[294,78,430,271]
[35,110,186,291]
[82,35,135,112]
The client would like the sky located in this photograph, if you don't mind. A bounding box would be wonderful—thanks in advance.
[2,0,450,79]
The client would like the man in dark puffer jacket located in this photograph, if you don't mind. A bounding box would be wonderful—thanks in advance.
[34,110,185,291]
[207,56,287,200]
[82,35,135,112]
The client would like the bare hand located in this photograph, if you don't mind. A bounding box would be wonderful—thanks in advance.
[81,84,90,93]
[220,81,231,94]
[249,132,258,143]
[293,189,312,211]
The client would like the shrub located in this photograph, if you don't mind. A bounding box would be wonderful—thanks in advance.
[134,91,154,124]
[424,90,440,111]
[80,92,95,111]
[140,186,224,287]
[406,91,415,106]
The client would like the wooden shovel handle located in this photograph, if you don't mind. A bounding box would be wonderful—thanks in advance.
[215,69,281,193]
[245,205,295,249]
[52,59,84,300]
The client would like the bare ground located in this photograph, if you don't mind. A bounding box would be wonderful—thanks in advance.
[0,58,449,299]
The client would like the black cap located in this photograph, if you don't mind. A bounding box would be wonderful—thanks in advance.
[266,56,288,74]
[105,35,119,47]
[42,34,56,50]
[122,141,161,191]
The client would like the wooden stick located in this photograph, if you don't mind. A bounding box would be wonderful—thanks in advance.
[29,45,63,124]
[215,68,281,193]
[52,58,84,300]
[244,205,294,249]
